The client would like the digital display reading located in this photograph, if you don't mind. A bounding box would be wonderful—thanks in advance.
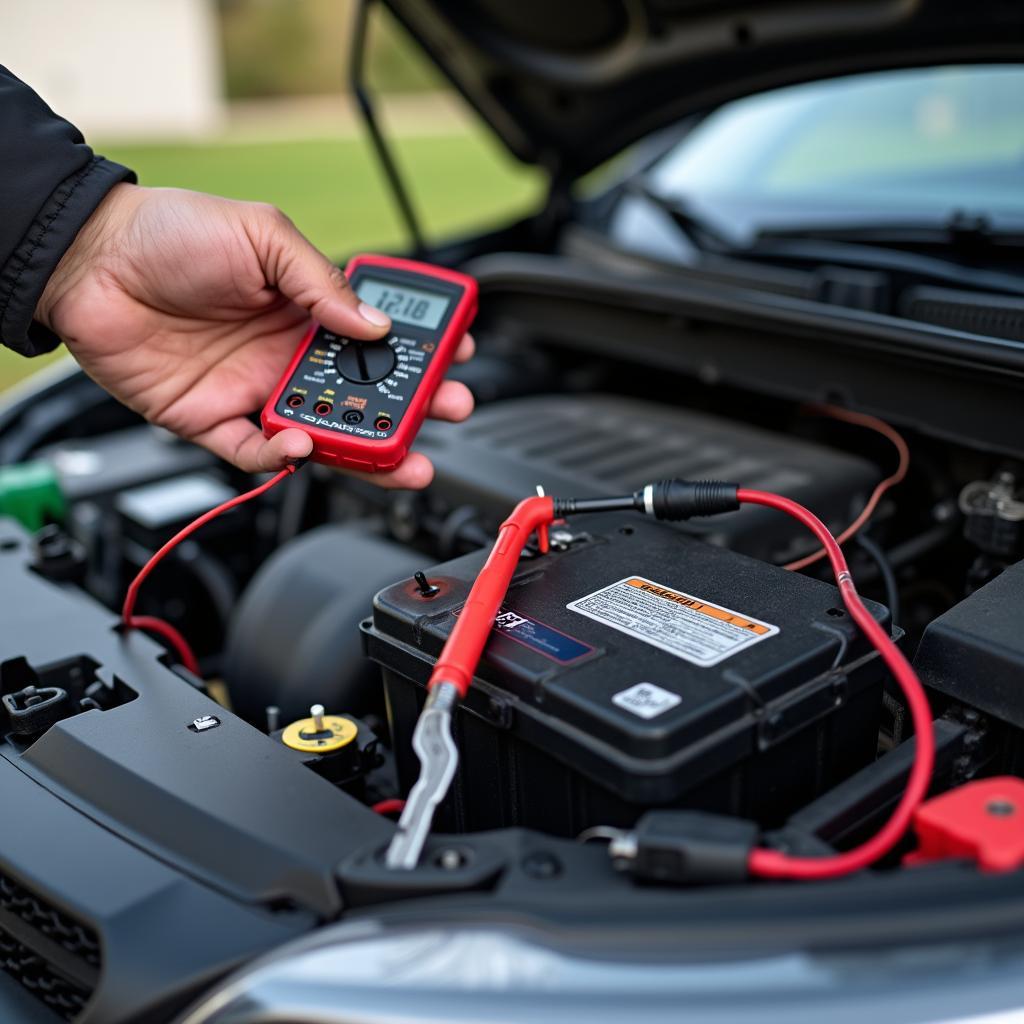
[356,278,451,330]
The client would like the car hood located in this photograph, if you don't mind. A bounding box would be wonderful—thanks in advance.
[380,0,1024,179]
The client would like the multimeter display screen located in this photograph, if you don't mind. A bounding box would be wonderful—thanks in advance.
[356,277,451,330]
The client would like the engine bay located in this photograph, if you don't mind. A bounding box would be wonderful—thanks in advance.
[2,254,1024,1023]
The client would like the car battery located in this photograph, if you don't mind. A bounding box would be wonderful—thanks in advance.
[363,514,892,836]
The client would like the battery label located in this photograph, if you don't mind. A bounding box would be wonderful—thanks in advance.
[567,576,779,667]
[491,609,594,663]
[454,606,595,664]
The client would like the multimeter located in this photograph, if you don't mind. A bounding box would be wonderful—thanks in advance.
[262,255,478,472]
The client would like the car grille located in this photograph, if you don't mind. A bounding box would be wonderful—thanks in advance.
[0,869,100,1021]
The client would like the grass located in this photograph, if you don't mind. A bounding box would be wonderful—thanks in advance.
[1,127,541,391]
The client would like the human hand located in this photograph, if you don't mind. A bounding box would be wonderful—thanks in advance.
[35,183,474,487]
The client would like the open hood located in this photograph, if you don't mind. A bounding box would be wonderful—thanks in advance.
[379,0,1024,179]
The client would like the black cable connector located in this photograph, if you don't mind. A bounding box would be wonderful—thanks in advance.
[554,480,739,522]
[552,494,639,516]
[608,811,758,885]
[642,479,740,521]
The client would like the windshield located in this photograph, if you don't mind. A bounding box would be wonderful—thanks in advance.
[646,65,1024,243]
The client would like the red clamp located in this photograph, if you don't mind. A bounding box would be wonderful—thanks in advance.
[905,776,1024,872]
[387,494,554,869]
[427,494,554,698]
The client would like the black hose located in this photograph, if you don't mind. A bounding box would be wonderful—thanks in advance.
[855,533,900,626]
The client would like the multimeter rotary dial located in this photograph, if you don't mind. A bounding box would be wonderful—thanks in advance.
[335,338,398,385]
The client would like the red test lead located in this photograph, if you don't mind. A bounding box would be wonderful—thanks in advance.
[385,494,552,869]
[121,465,301,675]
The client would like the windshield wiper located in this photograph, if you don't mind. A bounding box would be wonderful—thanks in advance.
[756,212,1024,253]
[747,220,1024,299]
[622,181,735,252]
[626,182,1024,300]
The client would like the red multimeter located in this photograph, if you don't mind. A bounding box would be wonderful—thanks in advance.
[261,255,478,472]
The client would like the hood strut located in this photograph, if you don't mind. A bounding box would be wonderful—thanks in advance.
[349,0,426,258]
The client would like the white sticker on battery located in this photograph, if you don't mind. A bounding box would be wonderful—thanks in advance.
[567,575,779,667]
[612,682,681,719]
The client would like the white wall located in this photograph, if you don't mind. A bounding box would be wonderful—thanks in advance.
[1,0,224,139]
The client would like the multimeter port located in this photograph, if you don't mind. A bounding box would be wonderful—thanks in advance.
[314,402,333,417]
[343,410,364,425]
[375,417,393,432]
[286,394,304,408]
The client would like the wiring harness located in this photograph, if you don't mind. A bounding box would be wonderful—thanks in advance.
[784,404,909,572]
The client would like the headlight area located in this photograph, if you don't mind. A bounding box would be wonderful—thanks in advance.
[181,916,1024,1024]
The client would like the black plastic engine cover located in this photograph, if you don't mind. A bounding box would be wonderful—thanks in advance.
[0,517,391,1024]
[366,514,890,836]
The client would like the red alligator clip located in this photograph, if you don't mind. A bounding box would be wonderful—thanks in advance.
[905,776,1024,872]
[427,494,554,698]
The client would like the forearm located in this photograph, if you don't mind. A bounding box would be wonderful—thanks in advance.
[0,65,134,356]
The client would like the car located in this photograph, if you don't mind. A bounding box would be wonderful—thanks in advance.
[1,2,1024,1022]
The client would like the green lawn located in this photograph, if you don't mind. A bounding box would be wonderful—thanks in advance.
[1,128,541,391]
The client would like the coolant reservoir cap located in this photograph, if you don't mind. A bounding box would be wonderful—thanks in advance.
[282,711,358,753]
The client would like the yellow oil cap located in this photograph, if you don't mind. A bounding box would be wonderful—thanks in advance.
[281,704,357,753]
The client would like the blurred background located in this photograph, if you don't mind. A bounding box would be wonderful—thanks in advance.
[0,0,541,389]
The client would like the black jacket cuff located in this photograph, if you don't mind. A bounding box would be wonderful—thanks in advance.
[0,156,135,357]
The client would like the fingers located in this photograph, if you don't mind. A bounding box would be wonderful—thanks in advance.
[254,206,390,340]
[427,379,474,422]
[185,371,468,475]
[192,420,313,474]
[259,426,315,468]
[453,332,475,364]
[339,378,473,487]
[341,451,436,490]
[190,413,436,489]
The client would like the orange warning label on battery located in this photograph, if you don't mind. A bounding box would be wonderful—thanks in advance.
[624,579,772,634]
[567,575,779,668]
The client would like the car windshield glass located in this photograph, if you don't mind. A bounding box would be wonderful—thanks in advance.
[646,65,1024,242]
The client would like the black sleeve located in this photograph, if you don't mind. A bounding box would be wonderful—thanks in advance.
[0,65,136,356]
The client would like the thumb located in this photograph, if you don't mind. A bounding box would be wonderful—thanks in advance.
[253,205,391,338]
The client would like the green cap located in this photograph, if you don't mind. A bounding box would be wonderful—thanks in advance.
[0,461,66,531]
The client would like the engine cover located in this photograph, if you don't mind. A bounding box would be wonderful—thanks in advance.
[416,394,879,562]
